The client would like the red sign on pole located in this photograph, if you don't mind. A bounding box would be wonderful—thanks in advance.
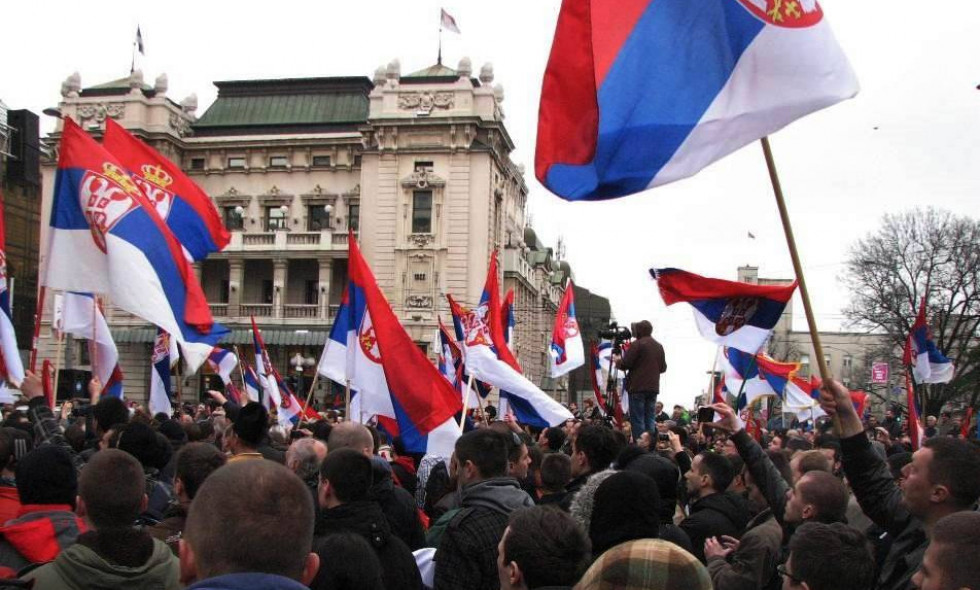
[871,362,890,384]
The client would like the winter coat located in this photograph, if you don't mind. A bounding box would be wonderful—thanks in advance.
[680,492,752,563]
[146,504,187,555]
[0,485,20,526]
[22,529,179,590]
[0,505,86,573]
[315,500,422,590]
[617,336,666,393]
[434,478,534,590]
[707,509,783,590]
[370,457,426,550]
[187,573,309,590]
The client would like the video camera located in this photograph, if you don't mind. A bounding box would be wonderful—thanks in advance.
[598,321,632,354]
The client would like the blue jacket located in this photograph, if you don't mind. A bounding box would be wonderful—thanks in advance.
[188,573,308,590]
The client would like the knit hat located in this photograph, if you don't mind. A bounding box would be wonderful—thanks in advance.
[573,539,712,590]
[233,402,269,447]
[617,449,681,523]
[117,422,173,470]
[589,471,662,556]
[16,446,77,507]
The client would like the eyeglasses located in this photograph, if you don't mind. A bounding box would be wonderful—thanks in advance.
[777,564,804,586]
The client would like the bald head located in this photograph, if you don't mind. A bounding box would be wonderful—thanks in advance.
[183,460,316,581]
[286,438,328,480]
[327,423,374,457]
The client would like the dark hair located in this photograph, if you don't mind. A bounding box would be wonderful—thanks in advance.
[766,449,794,483]
[310,532,384,590]
[929,511,980,590]
[116,422,173,471]
[80,449,145,528]
[633,320,653,339]
[589,471,661,555]
[92,396,129,432]
[728,455,745,482]
[391,436,407,457]
[489,422,525,463]
[922,437,980,508]
[16,446,77,507]
[312,421,332,443]
[696,452,734,492]
[233,403,269,447]
[176,442,227,500]
[788,522,875,590]
[185,460,314,580]
[455,429,509,479]
[544,427,567,451]
[573,425,619,473]
[786,437,813,453]
[64,424,87,454]
[668,425,688,446]
[503,507,591,589]
[797,471,849,524]
[886,452,913,481]
[795,450,832,476]
[617,448,681,523]
[540,453,571,492]
[366,425,383,454]
[320,448,373,503]
[815,435,841,461]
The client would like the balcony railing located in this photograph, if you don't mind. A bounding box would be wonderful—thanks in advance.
[283,304,319,319]
[223,230,346,252]
[209,303,229,317]
[241,303,273,317]
[286,232,321,246]
[242,233,275,246]
[332,233,349,246]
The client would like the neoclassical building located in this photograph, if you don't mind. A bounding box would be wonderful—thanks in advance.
[36,60,600,405]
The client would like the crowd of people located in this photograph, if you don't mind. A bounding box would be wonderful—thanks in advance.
[0,366,976,590]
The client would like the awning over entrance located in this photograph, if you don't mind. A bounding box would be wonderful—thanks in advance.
[110,327,331,347]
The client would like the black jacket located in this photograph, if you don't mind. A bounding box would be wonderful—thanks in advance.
[315,500,422,590]
[617,336,666,393]
[370,459,426,550]
[680,491,752,563]
[841,432,931,590]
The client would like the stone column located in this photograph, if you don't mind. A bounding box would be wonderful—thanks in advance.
[273,258,288,318]
[229,260,244,317]
[318,258,333,320]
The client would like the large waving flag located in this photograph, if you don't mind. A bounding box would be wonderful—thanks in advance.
[60,292,124,398]
[44,118,226,371]
[721,346,799,409]
[535,0,858,200]
[903,299,954,384]
[250,317,281,410]
[550,282,585,377]
[653,268,796,354]
[102,120,229,261]
[338,234,462,455]
[455,254,573,428]
[149,329,174,417]
[0,194,24,387]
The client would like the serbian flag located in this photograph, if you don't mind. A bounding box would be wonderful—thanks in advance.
[456,253,573,428]
[501,289,516,350]
[653,268,796,354]
[535,0,858,200]
[341,233,462,455]
[722,347,799,409]
[904,299,954,384]
[102,120,229,261]
[550,282,585,377]
[849,389,868,419]
[242,363,262,403]
[905,371,924,450]
[250,317,281,410]
[59,292,124,398]
[271,369,316,428]
[206,347,240,403]
[588,342,608,416]
[44,118,225,372]
[149,329,174,417]
[447,295,493,400]
[783,374,825,419]
[0,192,23,387]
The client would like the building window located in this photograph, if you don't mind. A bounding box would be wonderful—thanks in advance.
[190,158,205,170]
[415,341,429,355]
[305,280,318,305]
[842,354,853,378]
[307,205,331,231]
[227,157,246,169]
[262,280,274,304]
[219,279,230,303]
[799,354,810,379]
[414,161,434,172]
[413,272,426,281]
[266,206,288,231]
[223,207,244,230]
[348,202,360,232]
[353,155,362,167]
[312,155,331,167]
[269,156,288,168]
[412,190,432,233]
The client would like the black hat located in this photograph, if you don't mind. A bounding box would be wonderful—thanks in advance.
[589,471,662,556]
[16,446,77,507]
[233,403,269,447]
[117,422,173,470]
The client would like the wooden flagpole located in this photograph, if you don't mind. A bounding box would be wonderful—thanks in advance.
[233,345,247,400]
[459,373,476,431]
[52,329,65,401]
[707,346,721,404]
[303,371,320,417]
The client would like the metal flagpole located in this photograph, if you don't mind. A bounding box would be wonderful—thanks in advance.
[344,379,351,422]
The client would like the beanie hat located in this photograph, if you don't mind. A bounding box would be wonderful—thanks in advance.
[618,450,681,523]
[117,422,173,470]
[233,403,269,447]
[16,446,77,507]
[574,539,712,590]
[589,471,662,556]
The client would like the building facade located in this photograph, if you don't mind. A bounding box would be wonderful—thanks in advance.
[35,61,606,407]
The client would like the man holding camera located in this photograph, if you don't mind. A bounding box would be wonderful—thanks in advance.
[613,320,666,442]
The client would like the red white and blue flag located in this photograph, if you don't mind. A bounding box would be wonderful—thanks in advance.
[44,118,225,372]
[501,289,516,351]
[271,369,316,428]
[905,371,924,450]
[0,193,23,389]
[550,282,585,378]
[653,268,797,354]
[102,120,229,261]
[456,254,573,429]
[250,317,281,411]
[589,342,609,416]
[242,363,262,403]
[437,317,463,393]
[721,346,799,409]
[535,0,858,200]
[149,328,175,417]
[904,299,954,384]
[206,347,240,403]
[321,234,462,455]
[447,295,493,401]
[59,292,124,398]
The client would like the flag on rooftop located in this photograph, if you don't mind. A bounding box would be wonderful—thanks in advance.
[440,9,461,34]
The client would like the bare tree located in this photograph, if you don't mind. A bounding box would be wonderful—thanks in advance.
[842,208,980,416]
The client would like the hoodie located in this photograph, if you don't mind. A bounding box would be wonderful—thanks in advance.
[461,478,535,515]
[680,491,752,563]
[368,457,425,550]
[0,505,86,573]
[23,529,180,590]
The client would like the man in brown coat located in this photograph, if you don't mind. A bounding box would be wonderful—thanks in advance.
[613,320,666,441]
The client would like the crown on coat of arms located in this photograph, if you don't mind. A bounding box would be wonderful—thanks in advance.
[140,164,174,189]
[101,162,141,196]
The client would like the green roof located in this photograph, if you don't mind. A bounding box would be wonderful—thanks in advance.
[404,63,459,78]
[193,77,373,130]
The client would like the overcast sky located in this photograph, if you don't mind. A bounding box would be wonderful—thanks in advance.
[4,0,979,408]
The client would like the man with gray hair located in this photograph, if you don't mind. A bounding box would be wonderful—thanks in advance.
[287,438,328,516]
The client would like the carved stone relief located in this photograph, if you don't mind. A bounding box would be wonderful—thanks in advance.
[398,91,454,115]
